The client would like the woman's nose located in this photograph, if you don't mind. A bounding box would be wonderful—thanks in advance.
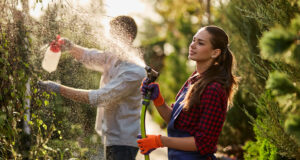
[190,42,195,49]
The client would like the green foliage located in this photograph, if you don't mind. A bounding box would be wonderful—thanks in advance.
[285,114,300,144]
[159,53,191,105]
[260,28,295,57]
[243,140,260,159]
[0,2,59,158]
[243,138,278,160]
[0,1,104,159]
[258,14,300,156]
[258,139,278,160]
[260,15,300,65]
[266,71,300,96]
[288,0,300,7]
[215,0,300,158]
[244,91,299,159]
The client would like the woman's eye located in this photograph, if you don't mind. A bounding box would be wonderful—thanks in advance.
[198,42,203,45]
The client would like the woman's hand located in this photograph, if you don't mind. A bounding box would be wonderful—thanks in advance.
[137,134,163,155]
[140,78,164,106]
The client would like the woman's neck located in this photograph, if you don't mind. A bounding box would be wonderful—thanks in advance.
[196,60,213,75]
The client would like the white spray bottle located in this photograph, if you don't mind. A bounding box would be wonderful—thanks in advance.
[42,35,64,73]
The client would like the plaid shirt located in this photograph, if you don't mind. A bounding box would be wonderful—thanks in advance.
[173,72,228,155]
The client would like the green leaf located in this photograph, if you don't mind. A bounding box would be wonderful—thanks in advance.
[0,114,7,125]
[10,92,15,98]
[37,99,42,107]
[28,121,33,126]
[42,124,47,130]
[44,100,49,106]
[37,119,43,126]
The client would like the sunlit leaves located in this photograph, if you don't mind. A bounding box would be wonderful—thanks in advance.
[44,100,49,106]
[254,13,300,159]
[0,114,7,125]
[260,15,300,65]
[285,115,300,144]
[0,1,60,158]
[266,71,300,96]
[260,28,294,57]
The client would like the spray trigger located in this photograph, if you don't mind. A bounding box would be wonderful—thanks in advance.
[50,35,63,53]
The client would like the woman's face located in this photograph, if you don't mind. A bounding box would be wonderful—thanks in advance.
[188,28,217,63]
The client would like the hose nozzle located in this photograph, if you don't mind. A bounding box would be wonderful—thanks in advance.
[145,66,159,84]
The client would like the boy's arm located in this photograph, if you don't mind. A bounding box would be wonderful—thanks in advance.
[60,85,90,104]
[68,44,85,61]
[38,81,90,104]
[89,69,145,107]
[61,38,109,71]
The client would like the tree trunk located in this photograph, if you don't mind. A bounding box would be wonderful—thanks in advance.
[207,0,211,24]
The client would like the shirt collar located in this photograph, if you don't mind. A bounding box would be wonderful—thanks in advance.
[188,71,201,85]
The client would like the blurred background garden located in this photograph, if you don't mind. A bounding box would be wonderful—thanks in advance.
[0,0,300,159]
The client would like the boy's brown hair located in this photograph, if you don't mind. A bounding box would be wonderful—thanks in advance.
[109,16,137,43]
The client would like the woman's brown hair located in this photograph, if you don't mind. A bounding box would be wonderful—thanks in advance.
[183,25,238,111]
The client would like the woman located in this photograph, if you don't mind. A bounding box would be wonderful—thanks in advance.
[137,26,238,160]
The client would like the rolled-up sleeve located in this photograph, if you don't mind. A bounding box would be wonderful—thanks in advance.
[88,70,144,107]
[78,48,112,72]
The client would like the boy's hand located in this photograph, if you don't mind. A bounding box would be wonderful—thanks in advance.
[38,81,61,93]
[59,38,73,52]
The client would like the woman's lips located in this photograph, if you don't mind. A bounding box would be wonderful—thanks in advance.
[189,50,196,55]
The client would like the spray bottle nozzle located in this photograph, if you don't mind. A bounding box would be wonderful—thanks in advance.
[50,35,64,53]
[145,66,159,84]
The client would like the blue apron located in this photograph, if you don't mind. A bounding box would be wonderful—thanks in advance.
[167,84,216,160]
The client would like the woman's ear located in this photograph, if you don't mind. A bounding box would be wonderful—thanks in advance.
[211,49,221,58]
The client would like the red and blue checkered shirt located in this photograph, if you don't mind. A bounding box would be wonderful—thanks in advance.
[173,72,228,155]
